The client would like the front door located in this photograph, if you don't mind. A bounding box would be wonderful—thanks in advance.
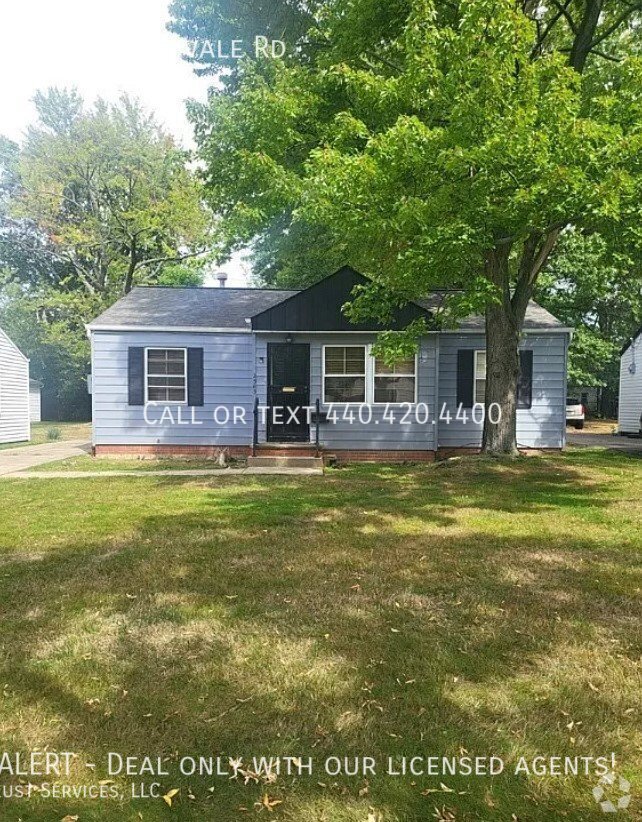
[267,343,310,442]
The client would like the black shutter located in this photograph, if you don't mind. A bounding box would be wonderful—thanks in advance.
[517,350,533,409]
[456,350,475,408]
[128,347,145,405]
[187,347,204,406]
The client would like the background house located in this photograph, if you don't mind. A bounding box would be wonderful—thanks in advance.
[29,379,42,423]
[0,327,30,444]
[619,327,642,436]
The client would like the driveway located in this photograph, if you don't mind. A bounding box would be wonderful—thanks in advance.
[0,440,91,476]
[567,430,642,453]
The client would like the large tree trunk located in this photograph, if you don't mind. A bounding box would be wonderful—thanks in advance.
[479,0,619,454]
[482,230,561,455]
[482,245,521,455]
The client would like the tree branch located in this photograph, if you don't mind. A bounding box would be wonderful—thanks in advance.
[511,228,562,321]
[549,0,577,33]
[133,249,208,271]
[590,3,642,48]
[530,0,572,59]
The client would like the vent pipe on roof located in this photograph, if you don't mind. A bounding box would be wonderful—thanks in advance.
[216,272,228,288]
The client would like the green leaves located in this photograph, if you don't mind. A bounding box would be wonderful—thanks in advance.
[11,91,213,298]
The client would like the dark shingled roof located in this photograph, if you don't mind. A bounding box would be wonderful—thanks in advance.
[89,285,567,331]
[89,286,299,330]
[416,293,567,331]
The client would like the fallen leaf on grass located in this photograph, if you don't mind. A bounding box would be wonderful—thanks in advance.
[61,816,79,822]
[433,806,456,821]
[162,788,180,807]
[254,793,282,812]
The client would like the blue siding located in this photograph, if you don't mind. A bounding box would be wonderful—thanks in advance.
[437,334,567,449]
[91,329,568,452]
[255,334,437,451]
[91,331,255,446]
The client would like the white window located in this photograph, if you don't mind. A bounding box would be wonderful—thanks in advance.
[373,356,416,404]
[323,346,366,403]
[146,348,187,403]
[323,345,418,404]
[474,350,486,405]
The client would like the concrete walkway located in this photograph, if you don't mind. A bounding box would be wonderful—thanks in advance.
[0,440,91,476]
[567,432,642,453]
[4,466,323,479]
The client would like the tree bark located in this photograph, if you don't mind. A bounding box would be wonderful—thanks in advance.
[569,0,602,72]
[482,244,521,455]
[124,236,138,295]
[482,230,561,454]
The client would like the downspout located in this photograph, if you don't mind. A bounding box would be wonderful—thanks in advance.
[247,318,256,455]
[433,335,440,459]
[562,331,569,449]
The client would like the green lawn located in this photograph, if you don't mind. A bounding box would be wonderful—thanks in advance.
[0,449,640,821]
[0,421,91,450]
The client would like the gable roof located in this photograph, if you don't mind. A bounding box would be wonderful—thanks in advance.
[88,267,568,333]
[89,285,298,330]
[252,266,431,331]
[418,292,567,332]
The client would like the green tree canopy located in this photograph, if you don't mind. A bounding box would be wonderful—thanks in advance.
[0,89,215,419]
[536,229,642,399]
[176,0,642,451]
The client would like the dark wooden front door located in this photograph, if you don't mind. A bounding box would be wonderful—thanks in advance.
[267,343,310,442]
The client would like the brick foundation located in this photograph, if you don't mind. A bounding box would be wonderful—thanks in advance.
[326,449,436,464]
[93,444,251,459]
[93,444,560,463]
[94,444,436,463]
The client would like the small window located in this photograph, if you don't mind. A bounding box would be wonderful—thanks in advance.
[374,356,416,403]
[474,350,486,405]
[146,348,187,403]
[323,346,366,403]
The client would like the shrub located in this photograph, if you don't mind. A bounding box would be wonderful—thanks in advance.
[46,427,61,442]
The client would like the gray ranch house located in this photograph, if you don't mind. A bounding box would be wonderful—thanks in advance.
[88,267,571,461]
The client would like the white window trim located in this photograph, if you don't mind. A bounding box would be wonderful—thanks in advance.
[321,344,418,406]
[473,349,486,406]
[144,347,188,405]
[322,344,368,405]
[372,351,418,406]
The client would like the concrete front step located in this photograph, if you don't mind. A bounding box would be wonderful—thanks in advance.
[248,455,324,469]
[254,445,319,457]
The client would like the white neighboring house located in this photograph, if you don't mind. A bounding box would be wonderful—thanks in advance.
[619,326,642,436]
[0,327,30,444]
[29,379,42,423]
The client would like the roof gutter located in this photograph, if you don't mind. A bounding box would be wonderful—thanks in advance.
[87,324,251,333]
[86,324,574,336]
